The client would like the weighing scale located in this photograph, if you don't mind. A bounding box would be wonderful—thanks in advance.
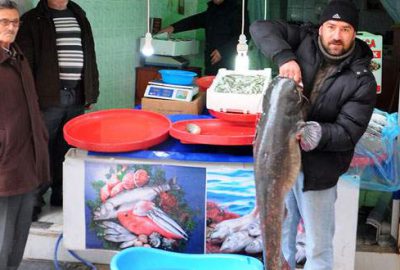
[144,80,199,102]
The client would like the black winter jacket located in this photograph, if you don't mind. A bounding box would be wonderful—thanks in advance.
[16,0,99,108]
[250,20,377,191]
[172,0,247,75]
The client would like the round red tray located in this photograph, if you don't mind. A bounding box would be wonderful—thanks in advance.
[195,76,215,91]
[209,109,259,123]
[63,109,171,152]
[169,119,255,145]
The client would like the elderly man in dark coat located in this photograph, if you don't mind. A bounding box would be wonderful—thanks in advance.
[0,1,50,268]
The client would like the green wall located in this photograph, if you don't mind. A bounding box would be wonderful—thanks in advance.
[16,0,205,110]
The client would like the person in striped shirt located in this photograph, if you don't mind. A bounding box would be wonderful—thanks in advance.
[16,0,99,221]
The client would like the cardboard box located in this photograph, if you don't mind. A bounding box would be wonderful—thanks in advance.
[141,92,206,115]
[357,31,383,94]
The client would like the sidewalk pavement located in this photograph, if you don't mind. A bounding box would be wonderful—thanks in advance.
[20,260,110,270]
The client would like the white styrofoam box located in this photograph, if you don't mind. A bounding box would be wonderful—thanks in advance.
[206,68,272,114]
[140,37,199,56]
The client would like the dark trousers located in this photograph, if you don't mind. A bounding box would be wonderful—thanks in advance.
[0,190,35,270]
[37,103,84,206]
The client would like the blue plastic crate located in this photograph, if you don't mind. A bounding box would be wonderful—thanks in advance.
[110,247,263,270]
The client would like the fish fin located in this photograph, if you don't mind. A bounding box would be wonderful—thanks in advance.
[300,121,322,151]
[120,240,135,249]
[147,207,188,239]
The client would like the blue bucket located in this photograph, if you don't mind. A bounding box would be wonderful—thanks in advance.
[159,69,197,85]
[110,247,263,270]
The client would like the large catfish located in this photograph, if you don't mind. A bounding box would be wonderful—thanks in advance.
[254,76,304,270]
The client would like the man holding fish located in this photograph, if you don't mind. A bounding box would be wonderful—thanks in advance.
[250,1,376,269]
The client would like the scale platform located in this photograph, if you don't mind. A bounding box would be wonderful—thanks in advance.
[144,80,199,102]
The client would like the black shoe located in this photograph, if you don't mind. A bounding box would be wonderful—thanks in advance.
[50,189,62,207]
[32,206,42,222]
[50,193,63,207]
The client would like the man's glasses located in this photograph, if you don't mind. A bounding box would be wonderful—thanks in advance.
[0,19,20,27]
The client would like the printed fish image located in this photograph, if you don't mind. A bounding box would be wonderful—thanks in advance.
[210,208,258,243]
[117,200,188,240]
[245,236,263,254]
[253,77,304,270]
[219,230,254,253]
[94,178,179,220]
[100,221,138,249]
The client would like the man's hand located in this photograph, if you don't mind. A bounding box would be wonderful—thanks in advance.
[85,103,94,110]
[279,60,303,86]
[158,26,174,34]
[210,49,222,65]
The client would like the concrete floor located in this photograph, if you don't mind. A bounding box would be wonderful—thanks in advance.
[20,259,110,270]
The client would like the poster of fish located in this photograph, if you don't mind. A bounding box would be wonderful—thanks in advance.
[206,168,260,255]
[84,161,206,253]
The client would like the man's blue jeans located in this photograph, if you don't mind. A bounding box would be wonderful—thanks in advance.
[282,172,337,270]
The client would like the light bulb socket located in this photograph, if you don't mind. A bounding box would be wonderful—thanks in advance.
[236,34,248,55]
[238,34,247,44]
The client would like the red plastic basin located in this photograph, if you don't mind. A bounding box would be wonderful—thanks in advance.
[63,109,171,152]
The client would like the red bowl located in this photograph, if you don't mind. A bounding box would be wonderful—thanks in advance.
[209,109,259,123]
[195,76,216,91]
[169,119,255,146]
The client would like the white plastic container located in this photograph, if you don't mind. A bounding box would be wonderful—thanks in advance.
[140,37,199,56]
[206,68,272,114]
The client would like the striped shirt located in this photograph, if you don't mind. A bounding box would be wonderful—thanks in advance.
[50,8,84,88]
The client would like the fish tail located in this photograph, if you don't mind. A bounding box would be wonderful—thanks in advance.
[261,198,286,270]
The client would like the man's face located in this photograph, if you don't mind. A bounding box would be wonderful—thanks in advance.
[319,20,356,56]
[48,0,69,7]
[0,8,19,49]
[212,0,224,5]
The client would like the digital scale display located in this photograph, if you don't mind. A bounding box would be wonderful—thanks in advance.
[144,81,199,102]
[148,87,174,98]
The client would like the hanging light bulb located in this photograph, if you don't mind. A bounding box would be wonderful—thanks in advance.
[235,34,249,71]
[142,32,154,56]
[141,0,154,56]
[235,0,249,71]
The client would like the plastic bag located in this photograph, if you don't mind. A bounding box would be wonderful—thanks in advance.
[344,109,400,191]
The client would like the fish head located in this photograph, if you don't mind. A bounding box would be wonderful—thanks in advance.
[278,78,304,117]
[219,234,236,252]
[93,202,116,220]
[244,238,263,254]
[117,209,135,223]
[262,76,304,121]
[210,226,230,242]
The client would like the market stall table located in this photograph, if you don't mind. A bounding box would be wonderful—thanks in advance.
[63,134,360,269]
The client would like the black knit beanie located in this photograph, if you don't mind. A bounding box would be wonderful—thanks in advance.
[319,0,359,31]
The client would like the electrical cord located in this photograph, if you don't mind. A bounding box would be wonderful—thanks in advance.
[240,0,245,35]
[54,233,98,270]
